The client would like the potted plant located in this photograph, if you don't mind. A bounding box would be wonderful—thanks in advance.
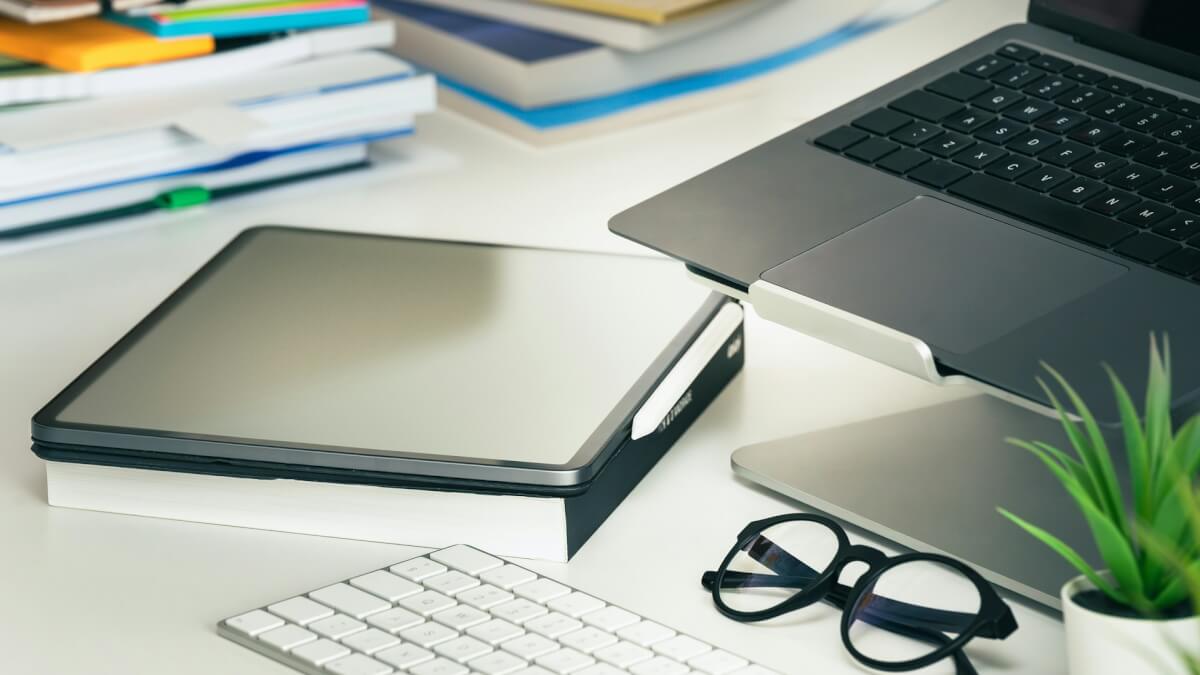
[998,337,1200,675]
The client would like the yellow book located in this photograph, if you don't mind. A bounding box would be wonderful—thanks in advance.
[0,17,213,72]
[532,0,731,24]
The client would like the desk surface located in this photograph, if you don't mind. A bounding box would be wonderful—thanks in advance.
[1,0,1067,673]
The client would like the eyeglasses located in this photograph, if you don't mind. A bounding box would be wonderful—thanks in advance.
[701,514,1018,675]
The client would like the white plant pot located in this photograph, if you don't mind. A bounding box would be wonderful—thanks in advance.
[1063,575,1200,675]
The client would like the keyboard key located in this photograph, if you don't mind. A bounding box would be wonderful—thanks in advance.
[1069,120,1122,145]
[311,584,392,619]
[514,579,571,604]
[973,87,1025,112]
[651,636,712,663]
[1062,65,1105,84]
[921,132,975,158]
[1091,99,1142,122]
[1036,110,1088,133]
[891,122,943,146]
[1025,75,1075,100]
[1168,99,1200,119]
[1102,131,1156,156]
[1139,176,1194,201]
[948,173,1137,246]
[392,558,449,582]
[1050,177,1106,204]
[631,657,690,675]
[1176,191,1200,214]
[490,599,549,625]
[1056,87,1109,111]
[813,127,867,152]
[1107,164,1158,190]
[293,638,352,666]
[502,634,562,660]
[955,144,1006,169]
[1119,202,1176,227]
[468,618,525,645]
[481,565,539,591]
[876,147,929,174]
[1074,152,1126,178]
[1030,53,1071,73]
[1114,233,1178,262]
[890,90,963,121]
[537,648,596,674]
[1086,190,1141,216]
[616,621,675,648]
[998,43,1038,61]
[432,546,504,576]
[436,635,494,663]
[1156,119,1200,144]
[577,665,626,675]
[1007,129,1059,155]
[1017,167,1072,192]
[992,65,1045,89]
[594,642,655,669]
[1003,100,1056,123]
[962,54,1014,78]
[401,591,459,617]
[985,156,1039,180]
[367,608,426,634]
[458,585,516,611]
[377,643,437,669]
[412,657,470,675]
[1159,248,1200,276]
[311,614,368,640]
[344,629,403,655]
[526,613,584,639]
[1155,213,1200,240]
[260,624,318,651]
[1168,154,1200,180]
[944,109,996,133]
[688,650,749,675]
[351,571,423,602]
[268,596,334,626]
[1133,88,1178,107]
[1134,142,1191,168]
[852,108,913,135]
[469,650,529,675]
[425,571,482,596]
[548,593,606,619]
[225,610,284,637]
[845,137,900,162]
[975,119,1026,144]
[1039,140,1092,167]
[401,621,460,648]
[581,607,640,632]
[1098,76,1142,96]
[559,627,619,654]
[434,604,492,631]
[927,72,992,101]
[325,653,393,675]
[1123,110,1176,133]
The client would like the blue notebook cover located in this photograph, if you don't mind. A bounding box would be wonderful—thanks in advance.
[113,5,369,39]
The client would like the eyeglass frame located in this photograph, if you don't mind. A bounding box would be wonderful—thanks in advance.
[701,513,1018,674]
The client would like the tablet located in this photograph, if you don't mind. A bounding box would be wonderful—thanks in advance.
[32,227,726,490]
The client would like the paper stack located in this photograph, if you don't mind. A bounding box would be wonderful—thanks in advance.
[0,2,436,237]
[372,0,938,145]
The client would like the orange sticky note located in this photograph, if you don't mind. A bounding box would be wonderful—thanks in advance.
[0,17,213,72]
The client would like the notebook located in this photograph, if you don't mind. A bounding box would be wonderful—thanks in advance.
[0,0,155,24]
[0,17,213,72]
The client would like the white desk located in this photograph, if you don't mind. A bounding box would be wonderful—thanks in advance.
[1,0,1067,672]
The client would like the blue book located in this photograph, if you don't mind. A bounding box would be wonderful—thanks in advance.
[113,4,369,39]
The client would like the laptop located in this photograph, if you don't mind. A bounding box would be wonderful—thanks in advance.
[610,0,1200,419]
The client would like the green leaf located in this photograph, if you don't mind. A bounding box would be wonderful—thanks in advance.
[1144,336,1173,485]
[1066,480,1148,610]
[998,507,1127,604]
[1104,363,1151,520]
[1037,376,1106,509]
[1154,418,1200,508]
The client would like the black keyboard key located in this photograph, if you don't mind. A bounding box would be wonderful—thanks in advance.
[1107,164,1159,190]
[891,122,943,146]
[975,119,1026,144]
[845,136,901,162]
[985,155,1040,180]
[1139,175,1194,201]
[998,44,1038,61]
[962,54,1015,78]
[1039,140,1093,167]
[1074,152,1127,178]
[1133,89,1178,108]
[890,90,963,122]
[1167,99,1200,119]
[1133,142,1192,168]
[1056,88,1109,111]
[1159,247,1200,276]
[1091,99,1143,122]
[955,144,1006,169]
[1063,65,1106,84]
[1025,76,1075,100]
[1086,190,1141,216]
[991,65,1046,89]
[1114,232,1178,262]
[973,87,1025,112]
[1175,191,1200,214]
[944,110,996,134]
[815,127,869,151]
[1122,110,1176,133]
[1008,129,1060,156]
[908,159,970,188]
[948,173,1136,246]
[1098,77,1142,96]
[1018,166,1072,192]
[1030,54,1072,73]
[1051,177,1106,203]
[1101,132,1156,156]
[1004,100,1057,123]
[1036,110,1089,133]
[876,147,930,174]
[853,108,914,135]
[921,132,975,158]
[1168,154,1200,180]
[1154,213,1200,240]
[1119,202,1176,227]
[927,72,993,101]
[1156,119,1200,144]
[1070,120,1122,145]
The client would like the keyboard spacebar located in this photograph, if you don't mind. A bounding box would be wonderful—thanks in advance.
[947,174,1136,248]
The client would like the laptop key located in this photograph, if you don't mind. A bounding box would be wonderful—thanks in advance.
[1004,100,1056,123]
[947,173,1137,247]
[921,132,974,158]
[1017,167,1072,192]
[1167,154,1200,180]
[927,72,993,101]
[1085,190,1141,216]
[1039,140,1092,167]
[1024,76,1075,100]
[1101,131,1155,156]
[973,87,1025,112]
[1133,143,1191,168]
[1133,89,1178,108]
[906,160,970,189]
[1106,164,1158,190]
[1119,202,1176,227]
[1154,213,1200,240]
[891,122,943,146]
[876,147,929,174]
[962,54,1015,78]
[1050,177,1106,204]
[991,65,1045,89]
[852,108,913,135]
[1177,191,1200,214]
[845,137,900,163]
[1114,233,1178,262]
[1030,54,1071,73]
[944,110,996,134]
[1167,99,1200,119]
[985,155,1039,180]
[955,144,1006,169]
[1098,76,1142,96]
[890,90,963,122]
[1073,152,1127,178]
[998,43,1038,61]
[1155,119,1200,143]
[1070,120,1122,145]
[814,127,868,152]
[1091,99,1142,122]
[975,119,1026,144]
[1139,176,1194,201]
[1007,129,1059,155]
[1056,88,1109,111]
[1036,110,1088,134]
[1062,65,1106,84]
[1158,248,1200,276]
[1122,110,1176,133]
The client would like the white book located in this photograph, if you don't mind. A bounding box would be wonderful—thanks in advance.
[0,22,395,107]
[378,0,874,109]
[400,0,778,52]
[0,0,154,23]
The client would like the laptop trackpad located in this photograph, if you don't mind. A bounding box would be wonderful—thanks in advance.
[760,196,1127,354]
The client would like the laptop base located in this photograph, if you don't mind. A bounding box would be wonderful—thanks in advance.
[731,394,1108,610]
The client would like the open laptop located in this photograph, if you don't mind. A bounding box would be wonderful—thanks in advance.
[610,1,1200,608]
[611,0,1200,418]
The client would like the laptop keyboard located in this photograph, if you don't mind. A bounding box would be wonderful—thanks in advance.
[814,42,1200,284]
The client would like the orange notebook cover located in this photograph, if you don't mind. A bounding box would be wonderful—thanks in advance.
[0,17,213,72]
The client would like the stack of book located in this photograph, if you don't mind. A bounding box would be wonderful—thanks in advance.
[0,3,436,237]
[372,0,937,145]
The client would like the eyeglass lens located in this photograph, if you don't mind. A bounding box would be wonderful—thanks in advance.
[717,520,841,613]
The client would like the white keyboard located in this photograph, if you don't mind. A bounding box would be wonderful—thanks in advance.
[219,545,776,675]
